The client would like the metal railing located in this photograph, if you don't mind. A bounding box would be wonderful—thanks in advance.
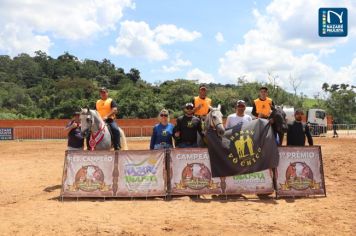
[12,126,154,139]
[7,124,356,140]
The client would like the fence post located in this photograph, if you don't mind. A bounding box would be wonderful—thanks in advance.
[165,148,172,201]
[41,126,44,139]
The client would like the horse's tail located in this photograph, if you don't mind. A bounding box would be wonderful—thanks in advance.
[119,127,128,150]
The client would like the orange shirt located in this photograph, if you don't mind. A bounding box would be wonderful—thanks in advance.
[194,96,212,116]
[253,97,273,117]
[96,98,115,119]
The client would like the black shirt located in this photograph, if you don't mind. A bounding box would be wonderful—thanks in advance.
[287,121,313,146]
[66,120,84,148]
[174,115,203,144]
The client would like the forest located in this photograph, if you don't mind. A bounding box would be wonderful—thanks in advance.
[0,51,355,123]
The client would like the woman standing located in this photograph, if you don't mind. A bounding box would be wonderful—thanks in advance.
[150,109,174,150]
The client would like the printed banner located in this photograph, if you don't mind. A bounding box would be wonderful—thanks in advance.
[276,146,326,197]
[170,148,222,195]
[61,151,116,197]
[223,169,274,194]
[206,119,279,177]
[0,128,13,140]
[116,150,166,197]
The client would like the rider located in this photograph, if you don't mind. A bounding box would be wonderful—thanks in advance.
[192,83,212,119]
[96,87,121,150]
[251,86,275,119]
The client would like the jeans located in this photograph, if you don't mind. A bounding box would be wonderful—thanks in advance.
[154,143,173,150]
[177,143,198,148]
[107,120,121,150]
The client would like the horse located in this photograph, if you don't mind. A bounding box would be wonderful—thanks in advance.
[79,108,128,150]
[202,104,225,138]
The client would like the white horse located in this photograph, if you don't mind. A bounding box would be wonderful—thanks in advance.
[204,104,225,136]
[80,108,128,150]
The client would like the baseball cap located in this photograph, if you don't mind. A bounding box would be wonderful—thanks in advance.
[185,103,194,109]
[73,111,81,116]
[236,100,246,107]
[99,87,108,92]
[199,83,207,90]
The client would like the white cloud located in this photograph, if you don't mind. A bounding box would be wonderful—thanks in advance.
[0,0,135,56]
[219,0,356,96]
[186,68,215,83]
[109,20,201,61]
[215,32,225,43]
[154,25,201,45]
[161,57,192,73]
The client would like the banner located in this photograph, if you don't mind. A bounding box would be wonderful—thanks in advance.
[223,169,274,195]
[116,150,166,197]
[206,119,279,177]
[0,128,13,140]
[276,146,326,197]
[61,151,116,197]
[170,148,222,195]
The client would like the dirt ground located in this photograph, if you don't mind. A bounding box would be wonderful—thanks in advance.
[0,137,355,236]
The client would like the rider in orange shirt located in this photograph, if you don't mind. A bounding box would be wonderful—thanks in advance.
[96,87,120,150]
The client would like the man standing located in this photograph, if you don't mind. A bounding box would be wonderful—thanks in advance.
[225,100,252,129]
[252,86,275,119]
[96,87,121,150]
[332,119,339,138]
[174,103,203,148]
[192,84,212,118]
[287,109,313,146]
[65,111,84,150]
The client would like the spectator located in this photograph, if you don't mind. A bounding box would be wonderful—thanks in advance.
[150,109,174,149]
[65,111,84,150]
[174,103,203,148]
[225,100,252,129]
[332,119,339,138]
[287,109,313,146]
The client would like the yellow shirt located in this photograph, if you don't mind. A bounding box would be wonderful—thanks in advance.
[254,97,273,117]
[96,98,115,119]
[194,96,212,116]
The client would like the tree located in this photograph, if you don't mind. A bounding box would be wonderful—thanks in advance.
[289,74,301,96]
[322,83,356,123]
[127,68,141,83]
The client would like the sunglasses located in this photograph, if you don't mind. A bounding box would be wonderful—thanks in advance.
[160,114,168,117]
[185,107,193,110]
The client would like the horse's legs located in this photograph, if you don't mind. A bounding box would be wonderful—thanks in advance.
[119,128,128,150]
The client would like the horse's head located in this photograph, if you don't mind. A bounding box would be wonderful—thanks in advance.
[80,107,93,135]
[269,106,288,134]
[205,104,225,136]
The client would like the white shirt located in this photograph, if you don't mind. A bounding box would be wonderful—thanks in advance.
[225,114,252,129]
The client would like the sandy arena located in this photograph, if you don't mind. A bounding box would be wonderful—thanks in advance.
[0,137,355,236]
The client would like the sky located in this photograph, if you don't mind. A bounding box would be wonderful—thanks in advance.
[0,0,355,97]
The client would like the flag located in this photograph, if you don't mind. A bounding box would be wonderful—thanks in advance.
[206,119,279,177]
